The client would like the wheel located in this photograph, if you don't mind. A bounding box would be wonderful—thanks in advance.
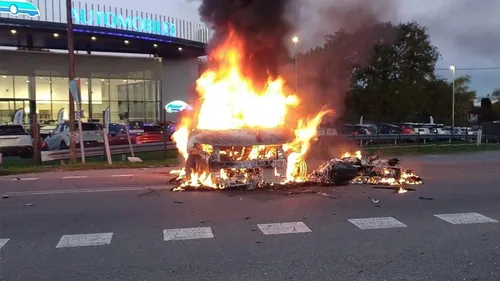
[9,5,18,15]
[60,141,68,150]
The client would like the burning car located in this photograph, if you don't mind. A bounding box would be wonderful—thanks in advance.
[176,127,308,190]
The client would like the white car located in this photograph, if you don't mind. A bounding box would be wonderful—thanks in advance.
[45,122,104,150]
[0,125,33,158]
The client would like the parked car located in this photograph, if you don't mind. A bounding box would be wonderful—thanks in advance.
[39,125,57,139]
[135,124,165,144]
[377,123,401,134]
[44,122,104,150]
[355,124,378,134]
[107,123,134,146]
[0,125,33,158]
[398,123,415,134]
[339,124,373,135]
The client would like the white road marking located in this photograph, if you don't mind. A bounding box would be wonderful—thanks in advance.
[0,239,9,250]
[61,176,88,179]
[2,185,172,196]
[257,222,312,235]
[163,227,214,241]
[110,174,134,178]
[434,212,498,224]
[10,177,39,181]
[56,233,113,248]
[348,217,407,230]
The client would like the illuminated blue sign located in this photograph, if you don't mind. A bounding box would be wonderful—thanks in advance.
[165,100,192,113]
[0,0,40,17]
[71,8,176,37]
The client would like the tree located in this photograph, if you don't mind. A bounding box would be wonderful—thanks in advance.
[493,101,500,117]
[296,20,477,125]
[347,22,442,123]
[491,88,500,97]
[477,98,497,123]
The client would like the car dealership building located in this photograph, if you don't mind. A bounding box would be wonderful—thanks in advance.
[0,0,210,124]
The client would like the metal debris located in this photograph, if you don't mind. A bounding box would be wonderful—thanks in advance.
[170,152,423,191]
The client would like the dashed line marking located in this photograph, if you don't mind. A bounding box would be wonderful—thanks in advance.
[434,212,498,224]
[2,186,172,196]
[257,222,312,235]
[0,239,9,250]
[110,174,134,178]
[61,176,88,179]
[163,227,214,241]
[348,217,407,230]
[56,233,113,248]
[10,177,39,181]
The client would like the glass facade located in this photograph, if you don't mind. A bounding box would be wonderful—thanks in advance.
[0,75,160,125]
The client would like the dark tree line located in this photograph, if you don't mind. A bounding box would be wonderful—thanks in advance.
[295,21,482,125]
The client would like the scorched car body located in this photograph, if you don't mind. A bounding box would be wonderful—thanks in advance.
[184,128,303,186]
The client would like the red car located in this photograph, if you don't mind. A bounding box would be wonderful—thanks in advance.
[135,125,165,144]
[107,123,134,146]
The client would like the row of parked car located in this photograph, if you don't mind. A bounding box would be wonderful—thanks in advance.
[40,121,175,151]
[335,123,480,135]
[0,121,176,158]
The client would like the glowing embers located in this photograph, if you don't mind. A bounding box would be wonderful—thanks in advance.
[340,151,423,186]
[172,149,422,190]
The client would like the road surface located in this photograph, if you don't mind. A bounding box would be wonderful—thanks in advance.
[1,152,499,281]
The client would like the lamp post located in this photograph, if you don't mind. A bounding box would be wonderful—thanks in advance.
[450,65,456,130]
[66,0,76,163]
[292,36,299,91]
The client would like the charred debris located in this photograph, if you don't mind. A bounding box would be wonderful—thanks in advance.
[169,153,422,192]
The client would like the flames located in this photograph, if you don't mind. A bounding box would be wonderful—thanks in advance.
[171,30,328,189]
[342,150,422,189]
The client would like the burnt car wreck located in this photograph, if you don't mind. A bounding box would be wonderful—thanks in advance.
[171,128,308,190]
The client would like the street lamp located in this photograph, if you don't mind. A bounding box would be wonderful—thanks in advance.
[450,65,456,130]
[292,36,299,90]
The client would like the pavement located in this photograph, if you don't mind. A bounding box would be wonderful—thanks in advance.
[1,152,500,281]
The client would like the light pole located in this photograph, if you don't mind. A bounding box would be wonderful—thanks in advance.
[292,36,299,91]
[450,65,456,130]
[66,0,77,163]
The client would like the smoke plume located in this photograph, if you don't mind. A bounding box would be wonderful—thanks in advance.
[197,0,298,86]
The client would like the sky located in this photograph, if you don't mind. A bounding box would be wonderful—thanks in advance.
[92,0,499,97]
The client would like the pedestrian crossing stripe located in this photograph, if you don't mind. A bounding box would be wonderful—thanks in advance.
[0,239,9,250]
[56,233,113,248]
[434,212,498,224]
[257,222,312,235]
[348,217,407,230]
[163,227,214,241]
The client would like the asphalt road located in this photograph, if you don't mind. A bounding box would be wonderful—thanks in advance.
[1,152,500,281]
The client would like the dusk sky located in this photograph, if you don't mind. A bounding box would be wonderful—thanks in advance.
[92,0,499,97]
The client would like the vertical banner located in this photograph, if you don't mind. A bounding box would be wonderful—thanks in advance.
[103,106,112,165]
[104,106,110,132]
[57,108,65,124]
[69,78,85,163]
[12,108,24,125]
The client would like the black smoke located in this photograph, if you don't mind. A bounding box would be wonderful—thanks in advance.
[198,0,297,88]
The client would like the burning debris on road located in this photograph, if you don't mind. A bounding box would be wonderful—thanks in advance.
[169,150,422,191]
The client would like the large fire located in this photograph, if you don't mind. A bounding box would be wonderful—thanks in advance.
[171,30,329,190]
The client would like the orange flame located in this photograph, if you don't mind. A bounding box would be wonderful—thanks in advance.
[172,30,328,187]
